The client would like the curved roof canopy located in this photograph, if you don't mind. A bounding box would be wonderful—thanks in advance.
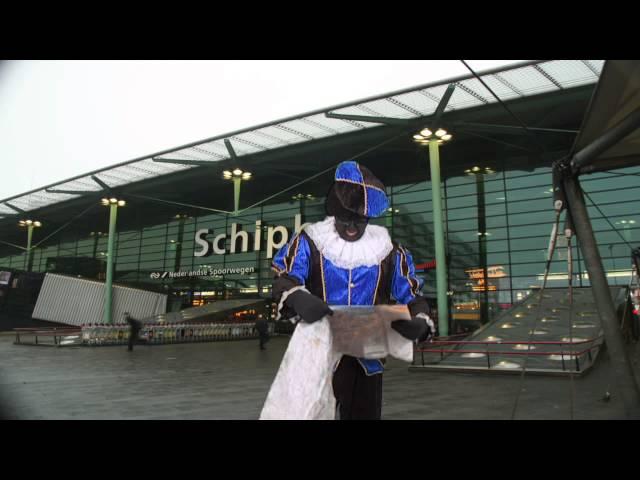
[569,60,640,173]
[0,60,604,218]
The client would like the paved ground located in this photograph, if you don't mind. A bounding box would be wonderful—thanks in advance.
[1,333,639,420]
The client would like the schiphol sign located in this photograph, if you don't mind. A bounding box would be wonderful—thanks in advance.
[194,213,310,260]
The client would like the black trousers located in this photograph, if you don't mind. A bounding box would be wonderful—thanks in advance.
[332,355,383,420]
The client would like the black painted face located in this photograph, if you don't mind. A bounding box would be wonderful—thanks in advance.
[334,213,369,242]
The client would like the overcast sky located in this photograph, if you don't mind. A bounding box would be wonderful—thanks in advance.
[0,60,524,202]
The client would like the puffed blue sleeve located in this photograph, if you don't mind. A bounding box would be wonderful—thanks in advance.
[391,245,423,305]
[271,233,311,286]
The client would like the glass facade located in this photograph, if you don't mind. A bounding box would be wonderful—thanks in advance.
[2,161,638,332]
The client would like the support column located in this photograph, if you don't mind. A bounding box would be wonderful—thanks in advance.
[25,225,34,272]
[174,216,186,272]
[298,197,306,222]
[476,173,490,325]
[92,235,99,259]
[233,177,241,215]
[103,203,118,324]
[563,174,640,416]
[428,139,449,336]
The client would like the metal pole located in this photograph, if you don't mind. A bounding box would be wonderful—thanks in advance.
[25,225,34,272]
[233,177,241,215]
[174,216,185,272]
[562,174,640,416]
[92,235,99,259]
[299,197,306,222]
[476,173,489,325]
[428,139,449,336]
[578,155,640,175]
[572,108,640,172]
[566,212,574,306]
[103,203,118,324]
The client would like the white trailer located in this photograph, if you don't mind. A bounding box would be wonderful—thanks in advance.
[32,273,167,326]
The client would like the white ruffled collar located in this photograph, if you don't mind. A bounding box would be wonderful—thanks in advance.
[304,216,393,269]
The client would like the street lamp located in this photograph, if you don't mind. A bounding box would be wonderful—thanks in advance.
[291,193,314,201]
[414,127,453,335]
[291,193,314,224]
[101,197,126,207]
[18,219,42,272]
[385,207,400,230]
[90,231,107,260]
[223,169,252,214]
[465,166,495,175]
[615,219,636,242]
[171,213,191,272]
[462,166,498,326]
[100,197,125,323]
[413,128,453,145]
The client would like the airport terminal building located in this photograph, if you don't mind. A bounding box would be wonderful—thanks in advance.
[1,60,638,333]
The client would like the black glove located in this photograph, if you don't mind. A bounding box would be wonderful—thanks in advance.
[285,290,333,323]
[391,316,431,342]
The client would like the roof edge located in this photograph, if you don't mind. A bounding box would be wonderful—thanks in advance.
[0,60,545,205]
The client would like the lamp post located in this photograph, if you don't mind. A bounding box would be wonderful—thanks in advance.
[385,207,400,233]
[615,219,635,243]
[465,166,496,325]
[18,219,42,272]
[413,128,453,336]
[172,214,190,272]
[100,197,125,324]
[291,193,314,221]
[89,231,107,260]
[223,169,252,214]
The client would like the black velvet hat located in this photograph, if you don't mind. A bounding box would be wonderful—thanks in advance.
[325,161,389,218]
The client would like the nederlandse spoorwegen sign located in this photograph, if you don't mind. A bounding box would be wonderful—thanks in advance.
[194,213,310,259]
[149,266,256,280]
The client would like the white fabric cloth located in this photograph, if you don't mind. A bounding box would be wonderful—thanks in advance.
[416,312,435,337]
[304,216,393,269]
[387,326,415,362]
[259,307,414,420]
[260,319,341,420]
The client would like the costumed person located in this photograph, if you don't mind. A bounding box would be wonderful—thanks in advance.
[270,160,436,420]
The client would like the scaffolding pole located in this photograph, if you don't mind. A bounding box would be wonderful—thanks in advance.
[562,171,640,417]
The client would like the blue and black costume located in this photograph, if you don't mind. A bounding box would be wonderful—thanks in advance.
[272,161,433,420]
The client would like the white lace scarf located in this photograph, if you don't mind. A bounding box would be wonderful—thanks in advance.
[303,216,393,270]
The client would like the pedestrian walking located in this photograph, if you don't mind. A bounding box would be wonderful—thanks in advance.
[126,313,142,351]
[255,316,270,350]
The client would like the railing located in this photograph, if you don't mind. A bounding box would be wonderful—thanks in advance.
[14,327,82,347]
[415,335,604,372]
[80,322,275,346]
[12,322,276,347]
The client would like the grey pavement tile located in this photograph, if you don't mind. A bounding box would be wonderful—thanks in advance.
[1,334,639,420]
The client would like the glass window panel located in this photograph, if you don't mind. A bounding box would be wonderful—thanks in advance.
[508,197,551,214]
[446,195,478,210]
[448,218,479,232]
[486,240,509,253]
[486,215,507,229]
[505,170,551,185]
[538,61,596,88]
